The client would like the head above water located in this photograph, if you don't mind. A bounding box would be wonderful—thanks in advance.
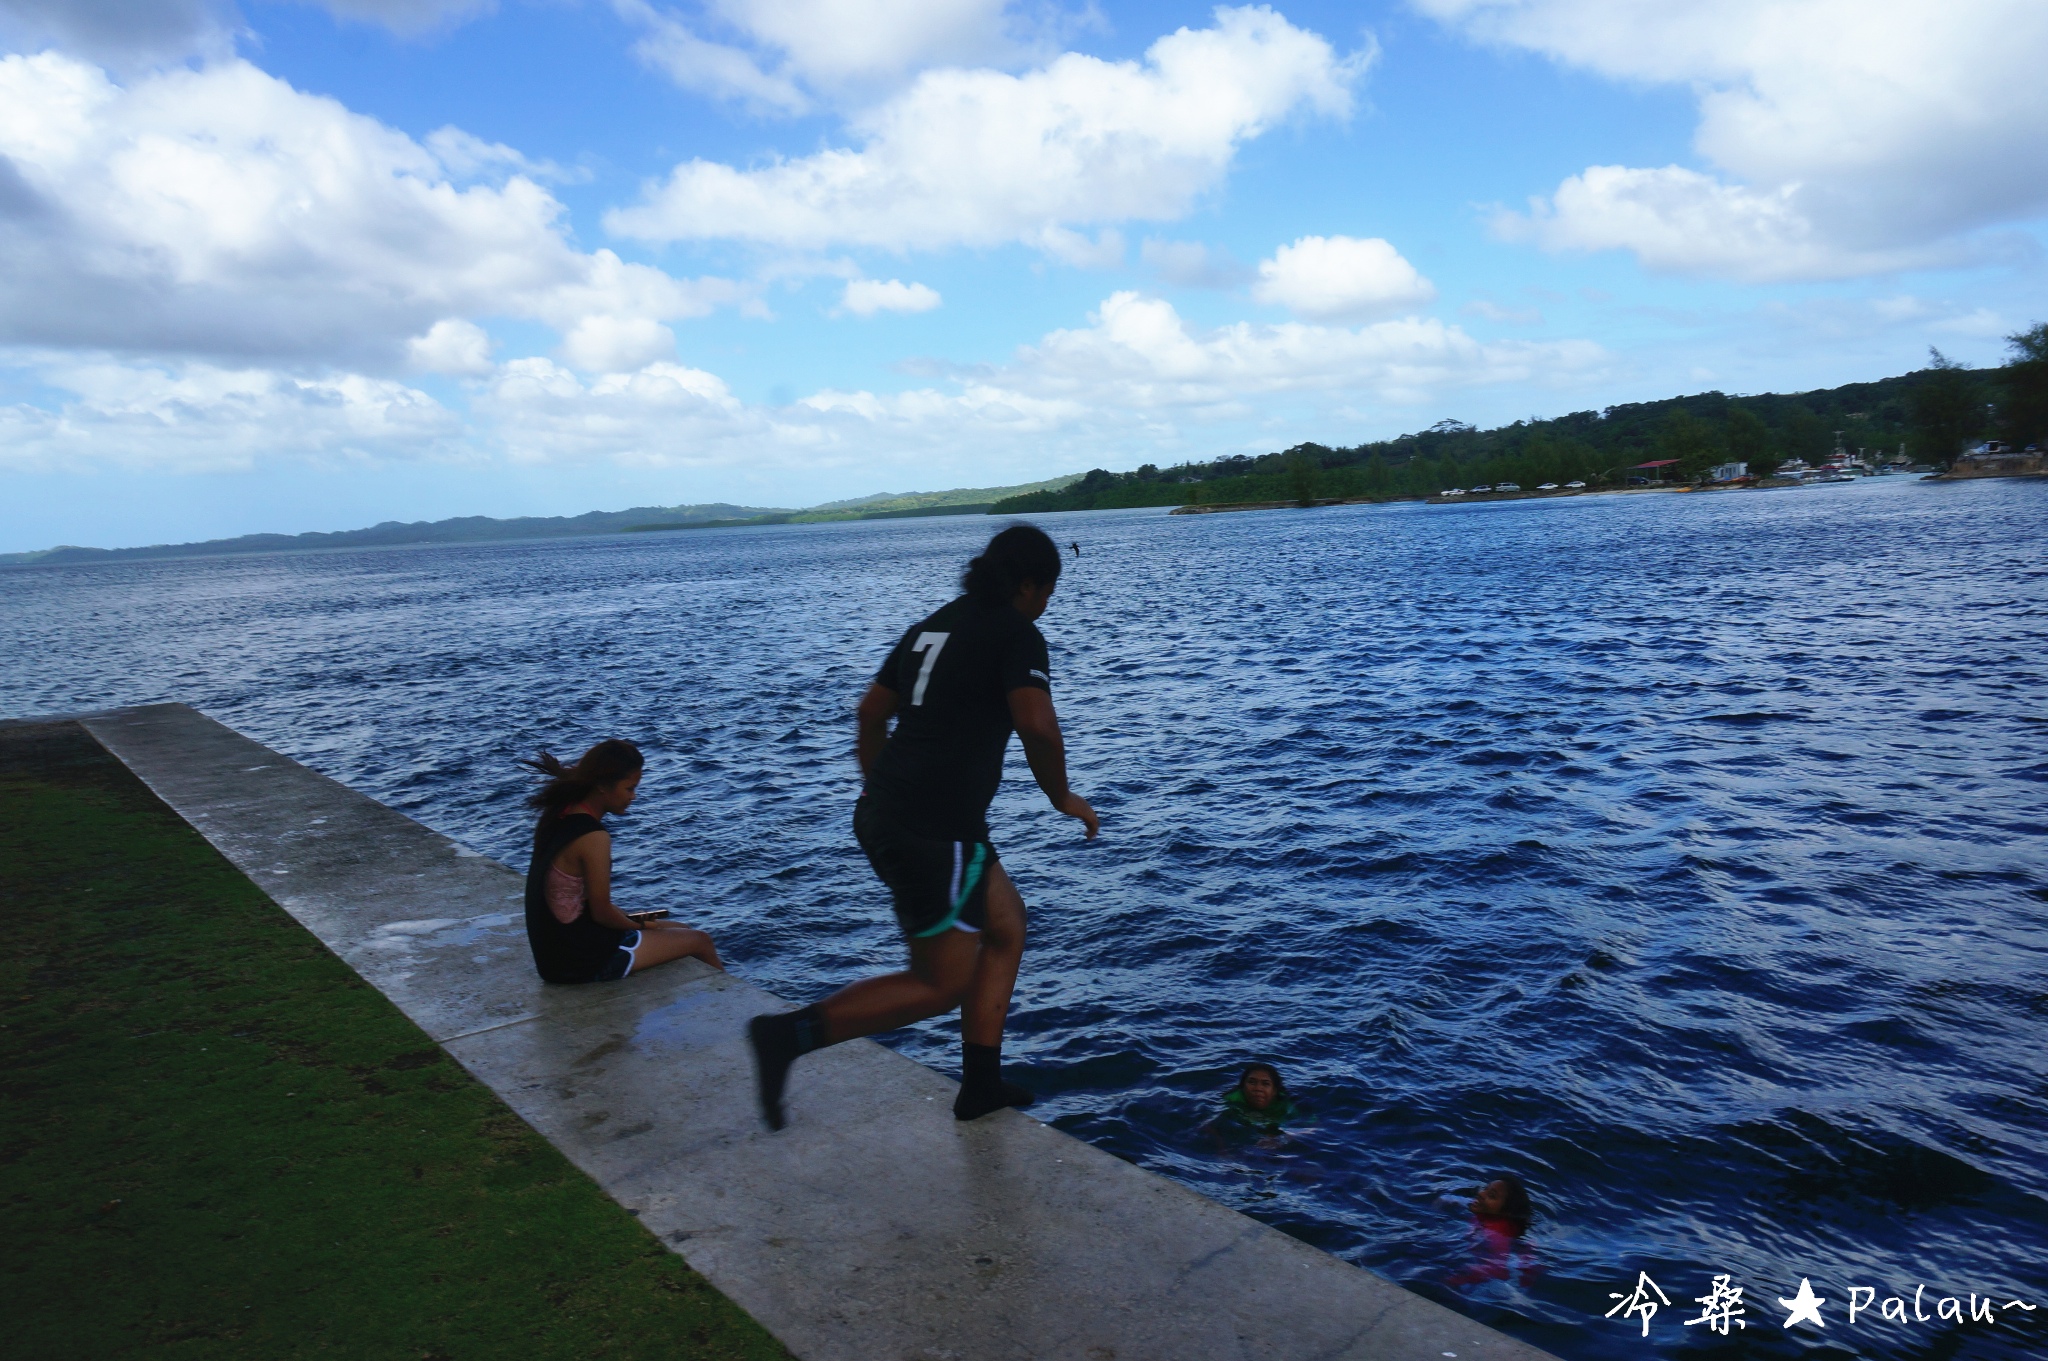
[523,738,645,821]
[1236,1062,1288,1111]
[962,524,1062,618]
[1471,1175,1533,1228]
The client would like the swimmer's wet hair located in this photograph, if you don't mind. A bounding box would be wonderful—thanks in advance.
[522,738,644,819]
[1493,1174,1534,1226]
[962,524,1062,607]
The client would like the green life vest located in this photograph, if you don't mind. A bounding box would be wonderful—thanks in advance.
[1223,1088,1296,1129]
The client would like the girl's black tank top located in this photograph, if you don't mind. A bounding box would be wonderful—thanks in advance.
[523,812,630,983]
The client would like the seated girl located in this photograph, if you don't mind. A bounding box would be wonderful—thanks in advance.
[521,739,721,984]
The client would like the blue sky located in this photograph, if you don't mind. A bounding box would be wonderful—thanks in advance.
[2,0,2043,551]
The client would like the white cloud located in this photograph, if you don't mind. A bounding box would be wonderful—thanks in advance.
[8,288,1603,482]
[1421,0,2048,280]
[0,357,459,472]
[559,315,677,372]
[1251,235,1436,320]
[615,0,1018,112]
[617,0,809,114]
[0,0,493,65]
[0,0,228,67]
[1014,291,1599,407]
[0,53,748,369]
[608,6,1368,253]
[406,318,493,375]
[840,278,942,316]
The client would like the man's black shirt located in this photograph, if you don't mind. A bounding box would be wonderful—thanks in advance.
[865,596,1051,841]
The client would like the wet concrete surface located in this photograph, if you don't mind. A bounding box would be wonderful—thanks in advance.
[82,702,1560,1361]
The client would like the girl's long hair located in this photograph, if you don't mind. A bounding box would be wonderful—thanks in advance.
[1493,1174,1534,1228]
[961,523,1062,607]
[522,738,643,821]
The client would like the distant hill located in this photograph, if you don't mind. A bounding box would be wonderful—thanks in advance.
[0,503,788,567]
[801,474,1081,517]
[0,473,1089,567]
[991,370,1941,514]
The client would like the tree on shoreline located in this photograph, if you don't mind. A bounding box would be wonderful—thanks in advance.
[1907,350,1987,467]
[2000,324,2048,449]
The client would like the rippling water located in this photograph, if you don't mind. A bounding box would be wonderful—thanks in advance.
[6,476,2046,1360]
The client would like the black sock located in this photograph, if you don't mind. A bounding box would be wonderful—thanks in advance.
[962,1040,1001,1088]
[954,1040,1034,1121]
[747,1004,830,1132]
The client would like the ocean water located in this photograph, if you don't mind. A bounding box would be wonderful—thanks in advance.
[5,475,2046,1360]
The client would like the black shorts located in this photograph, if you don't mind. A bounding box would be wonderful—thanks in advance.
[854,797,998,938]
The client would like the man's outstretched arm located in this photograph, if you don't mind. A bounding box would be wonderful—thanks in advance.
[1009,687,1099,839]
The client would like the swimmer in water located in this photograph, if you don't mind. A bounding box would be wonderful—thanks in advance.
[1447,1175,1536,1287]
[1225,1063,1295,1127]
[1068,540,1080,558]
[747,524,1099,1129]
[1471,1176,1532,1231]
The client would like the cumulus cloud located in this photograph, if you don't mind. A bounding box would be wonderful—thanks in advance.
[607,6,1368,253]
[0,53,747,370]
[616,0,1017,112]
[0,358,459,472]
[1420,0,2048,280]
[1251,235,1436,320]
[1014,291,1599,407]
[840,278,942,315]
[406,318,493,375]
[559,316,677,373]
[0,0,494,65]
[12,288,1604,479]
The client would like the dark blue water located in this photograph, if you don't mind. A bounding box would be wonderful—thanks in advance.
[6,476,2046,1360]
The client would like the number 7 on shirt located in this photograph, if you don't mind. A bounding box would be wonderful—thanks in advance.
[909,631,949,705]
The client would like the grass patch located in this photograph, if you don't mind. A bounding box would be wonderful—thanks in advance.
[0,721,791,1361]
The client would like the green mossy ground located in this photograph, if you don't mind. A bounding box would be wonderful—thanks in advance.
[0,721,790,1361]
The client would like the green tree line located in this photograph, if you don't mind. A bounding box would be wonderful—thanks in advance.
[993,325,2048,515]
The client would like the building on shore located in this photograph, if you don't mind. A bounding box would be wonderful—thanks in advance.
[1946,441,2047,479]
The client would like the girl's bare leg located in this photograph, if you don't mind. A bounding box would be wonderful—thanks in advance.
[629,921,723,970]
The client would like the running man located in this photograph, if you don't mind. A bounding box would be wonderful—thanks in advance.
[748,524,1098,1128]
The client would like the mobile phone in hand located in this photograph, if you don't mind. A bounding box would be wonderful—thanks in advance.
[627,909,672,923]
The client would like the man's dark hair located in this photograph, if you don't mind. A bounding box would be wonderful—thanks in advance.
[962,524,1062,606]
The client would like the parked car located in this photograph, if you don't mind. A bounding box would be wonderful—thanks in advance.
[1565,480,1586,488]
[1495,482,1521,491]
[1440,487,1466,496]
[1627,476,1649,485]
[1470,484,1493,493]
[1537,482,1559,490]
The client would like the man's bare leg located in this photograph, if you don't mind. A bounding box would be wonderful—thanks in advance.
[748,930,980,1130]
[814,932,978,1044]
[748,871,1030,1129]
[954,864,1034,1120]
[962,863,1026,1045]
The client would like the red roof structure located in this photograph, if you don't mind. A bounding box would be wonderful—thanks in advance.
[1632,459,1681,469]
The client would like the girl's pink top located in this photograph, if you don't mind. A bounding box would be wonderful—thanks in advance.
[546,866,586,925]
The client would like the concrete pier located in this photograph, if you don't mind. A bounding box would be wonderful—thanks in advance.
[82,703,1561,1361]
